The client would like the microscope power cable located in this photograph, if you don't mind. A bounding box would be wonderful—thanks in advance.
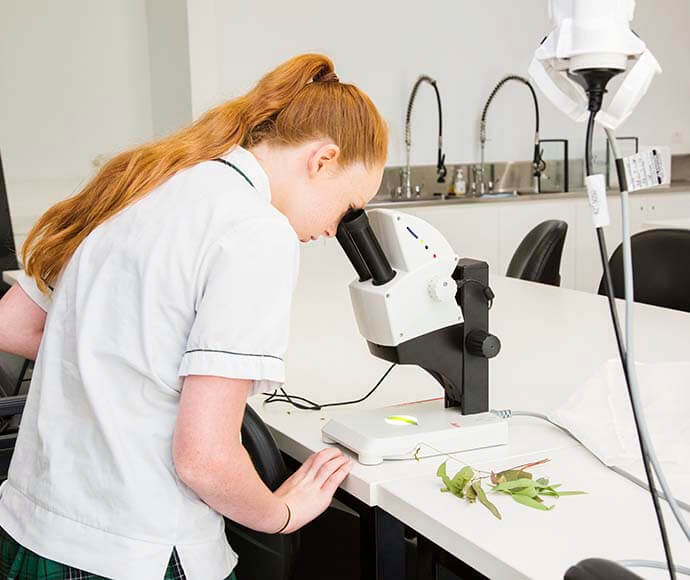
[264,279,497,411]
[262,363,397,411]
[489,408,690,513]
[489,408,690,578]
[619,561,690,577]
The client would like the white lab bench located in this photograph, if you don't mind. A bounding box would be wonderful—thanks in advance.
[249,237,690,579]
[2,270,20,286]
[378,444,687,580]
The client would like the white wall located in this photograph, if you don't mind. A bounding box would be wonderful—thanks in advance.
[198,0,690,167]
[146,0,192,137]
[186,0,223,118]
[0,1,154,184]
[0,1,155,250]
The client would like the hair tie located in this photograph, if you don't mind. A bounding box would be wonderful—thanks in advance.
[314,70,339,83]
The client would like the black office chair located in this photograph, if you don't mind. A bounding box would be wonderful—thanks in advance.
[0,150,40,396]
[0,354,31,397]
[565,558,643,579]
[506,220,568,286]
[229,408,365,580]
[0,151,19,299]
[598,228,690,313]
[0,396,25,482]
[225,404,301,580]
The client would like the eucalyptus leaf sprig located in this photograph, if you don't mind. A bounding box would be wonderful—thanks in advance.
[436,458,586,520]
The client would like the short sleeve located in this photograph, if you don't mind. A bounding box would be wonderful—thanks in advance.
[16,271,52,312]
[178,218,300,396]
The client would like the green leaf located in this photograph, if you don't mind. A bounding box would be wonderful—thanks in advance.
[496,469,533,483]
[473,481,502,520]
[552,490,587,496]
[437,461,452,489]
[464,482,477,503]
[458,466,474,481]
[536,477,549,487]
[513,485,539,498]
[451,472,468,492]
[540,486,560,493]
[437,461,465,496]
[491,478,536,492]
[512,494,554,511]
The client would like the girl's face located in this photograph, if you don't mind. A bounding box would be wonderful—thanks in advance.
[289,158,384,243]
[253,141,385,243]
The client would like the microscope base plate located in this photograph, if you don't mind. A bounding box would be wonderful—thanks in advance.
[321,401,508,465]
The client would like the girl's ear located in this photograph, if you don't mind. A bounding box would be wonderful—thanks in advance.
[307,143,341,178]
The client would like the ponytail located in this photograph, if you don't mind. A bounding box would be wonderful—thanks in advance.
[22,54,387,293]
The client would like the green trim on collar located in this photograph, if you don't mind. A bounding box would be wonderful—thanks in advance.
[214,158,255,188]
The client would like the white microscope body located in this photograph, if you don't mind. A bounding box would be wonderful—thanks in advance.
[322,209,506,465]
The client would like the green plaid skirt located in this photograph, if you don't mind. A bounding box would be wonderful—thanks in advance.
[0,527,237,580]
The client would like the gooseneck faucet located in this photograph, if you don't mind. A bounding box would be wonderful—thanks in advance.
[479,75,545,194]
[402,75,447,199]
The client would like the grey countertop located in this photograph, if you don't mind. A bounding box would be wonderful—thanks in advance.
[367,182,690,209]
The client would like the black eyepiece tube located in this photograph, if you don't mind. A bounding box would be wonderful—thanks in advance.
[336,212,372,282]
[336,210,395,286]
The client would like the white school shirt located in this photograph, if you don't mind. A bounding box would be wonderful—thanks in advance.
[0,146,300,579]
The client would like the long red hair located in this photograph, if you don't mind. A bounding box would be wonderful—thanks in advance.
[22,54,388,293]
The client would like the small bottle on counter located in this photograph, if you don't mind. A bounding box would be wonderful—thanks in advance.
[454,167,467,196]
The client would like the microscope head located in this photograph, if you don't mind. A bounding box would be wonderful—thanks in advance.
[336,209,500,414]
[337,208,461,348]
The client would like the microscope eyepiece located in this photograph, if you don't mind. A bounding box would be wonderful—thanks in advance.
[336,210,395,286]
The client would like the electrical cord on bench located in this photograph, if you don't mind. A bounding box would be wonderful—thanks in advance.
[263,364,397,411]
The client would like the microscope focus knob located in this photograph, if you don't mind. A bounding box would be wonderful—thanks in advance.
[428,276,456,302]
[466,330,501,359]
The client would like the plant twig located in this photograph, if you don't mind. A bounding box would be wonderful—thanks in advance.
[505,458,551,472]
[412,442,492,474]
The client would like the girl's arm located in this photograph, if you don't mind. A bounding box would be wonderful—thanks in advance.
[0,284,47,360]
[173,375,351,534]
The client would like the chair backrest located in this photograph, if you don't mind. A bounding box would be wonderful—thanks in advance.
[598,228,690,313]
[0,395,26,481]
[0,354,30,397]
[0,152,18,276]
[565,557,642,579]
[225,404,301,580]
[506,220,568,286]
